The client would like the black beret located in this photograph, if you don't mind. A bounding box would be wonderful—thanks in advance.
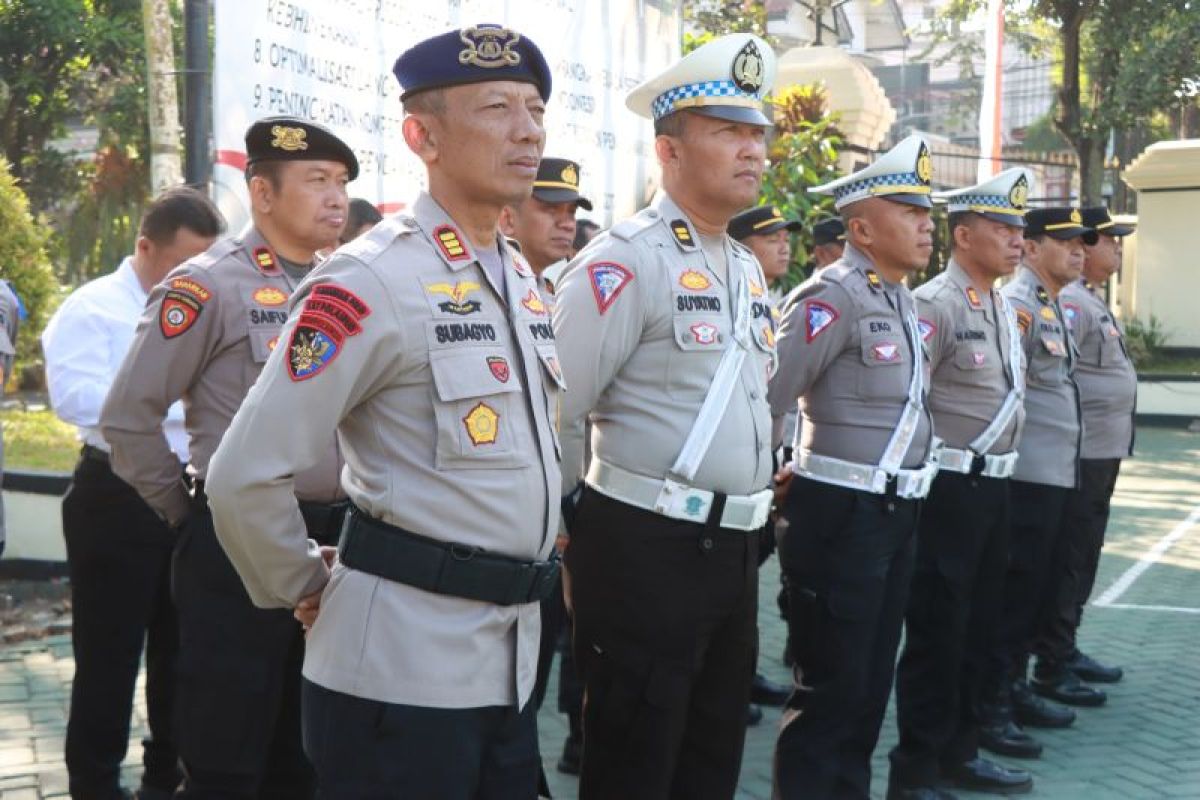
[1025,207,1099,245]
[728,205,801,242]
[244,116,359,181]
[1080,206,1135,237]
[393,25,551,102]
[532,157,592,211]
[812,217,846,246]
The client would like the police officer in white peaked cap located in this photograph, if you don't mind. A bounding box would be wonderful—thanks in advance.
[552,32,779,799]
[767,134,938,799]
[889,167,1036,798]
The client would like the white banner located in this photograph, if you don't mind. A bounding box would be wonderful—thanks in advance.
[212,0,682,232]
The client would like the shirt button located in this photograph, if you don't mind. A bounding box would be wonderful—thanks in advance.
[700,537,714,552]
[750,390,760,400]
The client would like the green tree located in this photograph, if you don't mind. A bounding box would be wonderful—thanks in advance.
[684,0,768,53]
[0,157,61,380]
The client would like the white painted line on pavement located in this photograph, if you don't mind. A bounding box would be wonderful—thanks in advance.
[1092,501,1200,608]
[1101,602,1200,614]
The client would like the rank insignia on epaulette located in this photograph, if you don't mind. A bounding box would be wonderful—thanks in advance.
[1039,305,1056,321]
[253,247,278,273]
[1036,286,1050,305]
[463,402,500,445]
[865,270,882,290]
[670,220,694,248]
[965,286,983,308]
[433,225,470,261]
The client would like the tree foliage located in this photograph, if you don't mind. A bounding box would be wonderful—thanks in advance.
[683,0,769,53]
[0,157,62,379]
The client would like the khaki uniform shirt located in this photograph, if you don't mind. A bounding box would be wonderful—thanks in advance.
[1001,267,1081,488]
[914,260,1026,454]
[100,227,344,526]
[1061,279,1136,459]
[553,192,775,497]
[205,193,562,710]
[768,243,933,468]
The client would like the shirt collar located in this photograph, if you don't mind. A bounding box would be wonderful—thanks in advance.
[115,256,147,301]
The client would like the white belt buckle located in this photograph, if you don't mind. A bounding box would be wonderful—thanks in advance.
[655,477,713,523]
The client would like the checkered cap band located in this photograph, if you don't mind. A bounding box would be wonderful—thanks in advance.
[833,171,927,203]
[947,193,1019,212]
[651,80,756,120]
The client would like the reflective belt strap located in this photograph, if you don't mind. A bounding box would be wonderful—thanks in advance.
[967,293,1025,456]
[876,308,925,476]
[666,243,755,484]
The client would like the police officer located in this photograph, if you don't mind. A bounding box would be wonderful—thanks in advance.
[339,198,383,244]
[887,169,1034,799]
[100,117,356,798]
[0,279,19,560]
[730,204,800,303]
[768,134,938,799]
[553,33,778,799]
[811,215,846,271]
[979,207,1098,760]
[204,27,561,798]
[501,156,592,298]
[44,188,223,800]
[1032,206,1135,691]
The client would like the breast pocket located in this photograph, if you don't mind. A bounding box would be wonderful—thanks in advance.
[857,318,909,397]
[1030,333,1068,385]
[428,347,528,470]
[1099,325,1127,367]
[534,343,565,459]
[953,344,990,372]
[666,314,728,400]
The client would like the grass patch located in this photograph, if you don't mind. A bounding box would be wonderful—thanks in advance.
[1,407,78,473]
[1137,357,1200,377]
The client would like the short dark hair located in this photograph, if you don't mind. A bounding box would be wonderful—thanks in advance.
[947,211,973,250]
[139,186,225,244]
[572,219,601,252]
[245,160,285,189]
[1024,232,1045,242]
[654,110,690,138]
[403,88,447,116]
[342,198,383,243]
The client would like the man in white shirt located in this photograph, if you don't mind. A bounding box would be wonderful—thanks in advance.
[42,186,223,800]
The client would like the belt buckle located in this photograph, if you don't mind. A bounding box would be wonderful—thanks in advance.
[657,477,711,523]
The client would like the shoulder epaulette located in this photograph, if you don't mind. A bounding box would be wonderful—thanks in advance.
[610,208,661,242]
[339,214,417,266]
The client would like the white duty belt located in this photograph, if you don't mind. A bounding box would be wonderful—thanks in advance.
[587,241,772,531]
[937,292,1024,479]
[795,303,936,499]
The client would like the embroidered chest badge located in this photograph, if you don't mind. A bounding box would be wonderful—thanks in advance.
[872,342,901,362]
[463,402,500,446]
[690,322,720,345]
[678,269,711,291]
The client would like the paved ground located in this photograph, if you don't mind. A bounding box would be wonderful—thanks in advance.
[2,426,1198,799]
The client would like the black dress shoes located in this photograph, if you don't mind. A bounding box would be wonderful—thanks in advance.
[1011,680,1077,727]
[1067,650,1124,683]
[750,672,791,706]
[886,786,958,800]
[979,720,1044,759]
[942,757,1033,795]
[1031,669,1107,707]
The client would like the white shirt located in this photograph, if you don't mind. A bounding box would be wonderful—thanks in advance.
[42,257,189,461]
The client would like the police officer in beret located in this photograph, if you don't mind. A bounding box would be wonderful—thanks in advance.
[553,33,778,799]
[204,26,562,798]
[768,134,938,799]
[887,169,1034,799]
[1032,206,1134,692]
[978,207,1098,761]
[501,156,592,298]
[101,116,356,798]
[811,216,846,271]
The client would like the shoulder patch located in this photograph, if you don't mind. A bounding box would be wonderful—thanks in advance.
[311,284,371,318]
[1016,308,1033,334]
[159,278,211,339]
[588,262,634,314]
[610,209,658,241]
[805,299,840,342]
[1062,303,1079,329]
[286,283,369,381]
[918,318,936,342]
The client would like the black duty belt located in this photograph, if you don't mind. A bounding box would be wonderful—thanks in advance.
[191,480,347,546]
[337,504,560,606]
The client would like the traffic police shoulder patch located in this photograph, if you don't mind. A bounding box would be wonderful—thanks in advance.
[587,262,634,315]
[918,318,936,342]
[804,299,840,342]
[159,278,211,339]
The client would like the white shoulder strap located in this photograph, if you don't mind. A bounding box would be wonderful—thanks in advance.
[877,305,926,474]
[967,292,1025,455]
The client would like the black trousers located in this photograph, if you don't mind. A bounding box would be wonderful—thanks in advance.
[773,477,920,800]
[890,472,1010,789]
[172,502,314,799]
[64,454,182,800]
[301,679,539,799]
[983,480,1069,707]
[1035,458,1122,667]
[567,486,758,800]
[533,572,583,729]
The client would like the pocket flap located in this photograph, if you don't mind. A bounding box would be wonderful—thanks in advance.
[535,344,567,391]
[430,349,522,401]
[248,328,280,363]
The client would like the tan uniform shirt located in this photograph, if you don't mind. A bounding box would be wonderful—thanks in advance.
[100,227,344,526]
[1001,267,1081,488]
[552,192,775,498]
[768,243,933,468]
[1061,279,1136,459]
[205,193,562,710]
[914,260,1026,454]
